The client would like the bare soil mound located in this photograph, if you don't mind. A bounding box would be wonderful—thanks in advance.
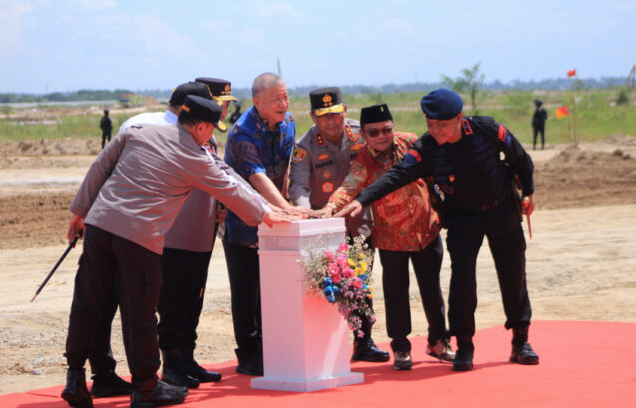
[534,146,636,209]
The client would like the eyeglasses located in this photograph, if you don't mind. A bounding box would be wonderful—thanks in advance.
[364,126,393,138]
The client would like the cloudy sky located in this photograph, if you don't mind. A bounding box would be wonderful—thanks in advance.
[1,0,634,93]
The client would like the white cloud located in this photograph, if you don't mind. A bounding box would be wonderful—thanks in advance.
[0,0,34,51]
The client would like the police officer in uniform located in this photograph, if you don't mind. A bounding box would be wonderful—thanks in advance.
[157,78,237,389]
[532,99,547,150]
[84,81,220,396]
[289,87,389,362]
[337,89,539,372]
[100,109,112,149]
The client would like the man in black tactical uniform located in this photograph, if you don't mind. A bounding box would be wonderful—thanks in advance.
[336,88,539,372]
[100,109,112,149]
[532,99,548,150]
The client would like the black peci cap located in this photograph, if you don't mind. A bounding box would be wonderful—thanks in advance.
[309,87,345,116]
[181,95,228,132]
[420,89,463,120]
[169,82,213,106]
[195,77,238,102]
[360,104,393,126]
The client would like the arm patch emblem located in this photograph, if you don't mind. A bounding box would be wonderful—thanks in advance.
[403,149,422,167]
[292,147,308,163]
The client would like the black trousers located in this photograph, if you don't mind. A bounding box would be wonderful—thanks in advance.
[378,235,447,352]
[158,248,212,351]
[222,240,262,362]
[65,225,162,383]
[532,126,545,149]
[87,281,118,375]
[446,203,532,337]
[101,131,111,149]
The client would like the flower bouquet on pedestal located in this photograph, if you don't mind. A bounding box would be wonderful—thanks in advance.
[301,235,375,337]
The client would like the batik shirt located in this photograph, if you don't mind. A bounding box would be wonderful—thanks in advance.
[224,105,295,247]
[327,132,440,251]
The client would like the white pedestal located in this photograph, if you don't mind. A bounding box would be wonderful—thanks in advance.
[251,218,364,392]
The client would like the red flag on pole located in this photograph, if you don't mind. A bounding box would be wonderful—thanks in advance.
[567,69,576,77]
[555,106,570,119]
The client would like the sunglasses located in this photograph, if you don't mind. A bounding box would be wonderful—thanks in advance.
[364,126,393,138]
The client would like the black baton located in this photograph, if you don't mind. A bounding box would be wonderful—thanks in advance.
[31,234,81,303]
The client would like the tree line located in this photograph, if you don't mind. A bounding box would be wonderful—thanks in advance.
[1,76,628,104]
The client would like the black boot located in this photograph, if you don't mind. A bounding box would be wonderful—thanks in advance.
[61,368,94,408]
[510,325,539,365]
[351,337,390,362]
[452,336,474,372]
[182,347,222,382]
[90,370,132,398]
[131,377,185,408]
[160,349,200,389]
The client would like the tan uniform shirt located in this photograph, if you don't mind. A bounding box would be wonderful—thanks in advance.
[289,118,372,238]
[70,123,267,254]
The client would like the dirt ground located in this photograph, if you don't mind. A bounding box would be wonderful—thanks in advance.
[1,136,636,395]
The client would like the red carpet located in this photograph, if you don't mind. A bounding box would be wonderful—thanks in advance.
[3,320,635,408]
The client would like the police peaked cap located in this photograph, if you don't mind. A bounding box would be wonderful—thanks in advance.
[420,88,463,120]
[360,104,393,126]
[182,95,227,132]
[309,87,345,116]
[195,77,238,102]
[169,82,213,106]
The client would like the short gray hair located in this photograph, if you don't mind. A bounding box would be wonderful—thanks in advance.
[252,72,285,97]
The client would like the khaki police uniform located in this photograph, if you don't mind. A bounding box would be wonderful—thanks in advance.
[289,118,372,239]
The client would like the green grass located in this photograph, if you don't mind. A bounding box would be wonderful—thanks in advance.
[1,89,634,147]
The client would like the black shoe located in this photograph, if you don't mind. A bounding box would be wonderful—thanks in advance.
[185,361,222,382]
[426,339,455,363]
[235,354,263,376]
[392,351,412,370]
[90,371,132,398]
[510,342,539,365]
[61,368,94,408]
[351,338,390,362]
[510,325,539,365]
[131,378,186,408]
[452,336,474,372]
[161,349,200,389]
[182,347,222,382]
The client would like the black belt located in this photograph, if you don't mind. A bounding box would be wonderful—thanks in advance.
[449,192,512,216]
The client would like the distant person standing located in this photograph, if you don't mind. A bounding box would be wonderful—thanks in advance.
[100,109,112,149]
[531,100,547,150]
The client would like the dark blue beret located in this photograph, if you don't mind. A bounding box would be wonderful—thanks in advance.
[420,89,463,120]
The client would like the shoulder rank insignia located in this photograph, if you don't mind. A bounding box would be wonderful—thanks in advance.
[318,153,330,161]
[345,125,359,142]
[462,119,473,135]
[292,147,308,163]
[350,143,364,151]
[315,133,325,146]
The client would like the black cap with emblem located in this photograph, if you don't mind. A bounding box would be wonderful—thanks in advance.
[309,87,345,116]
[181,95,228,132]
[360,103,393,126]
[195,77,238,102]
[169,82,213,106]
